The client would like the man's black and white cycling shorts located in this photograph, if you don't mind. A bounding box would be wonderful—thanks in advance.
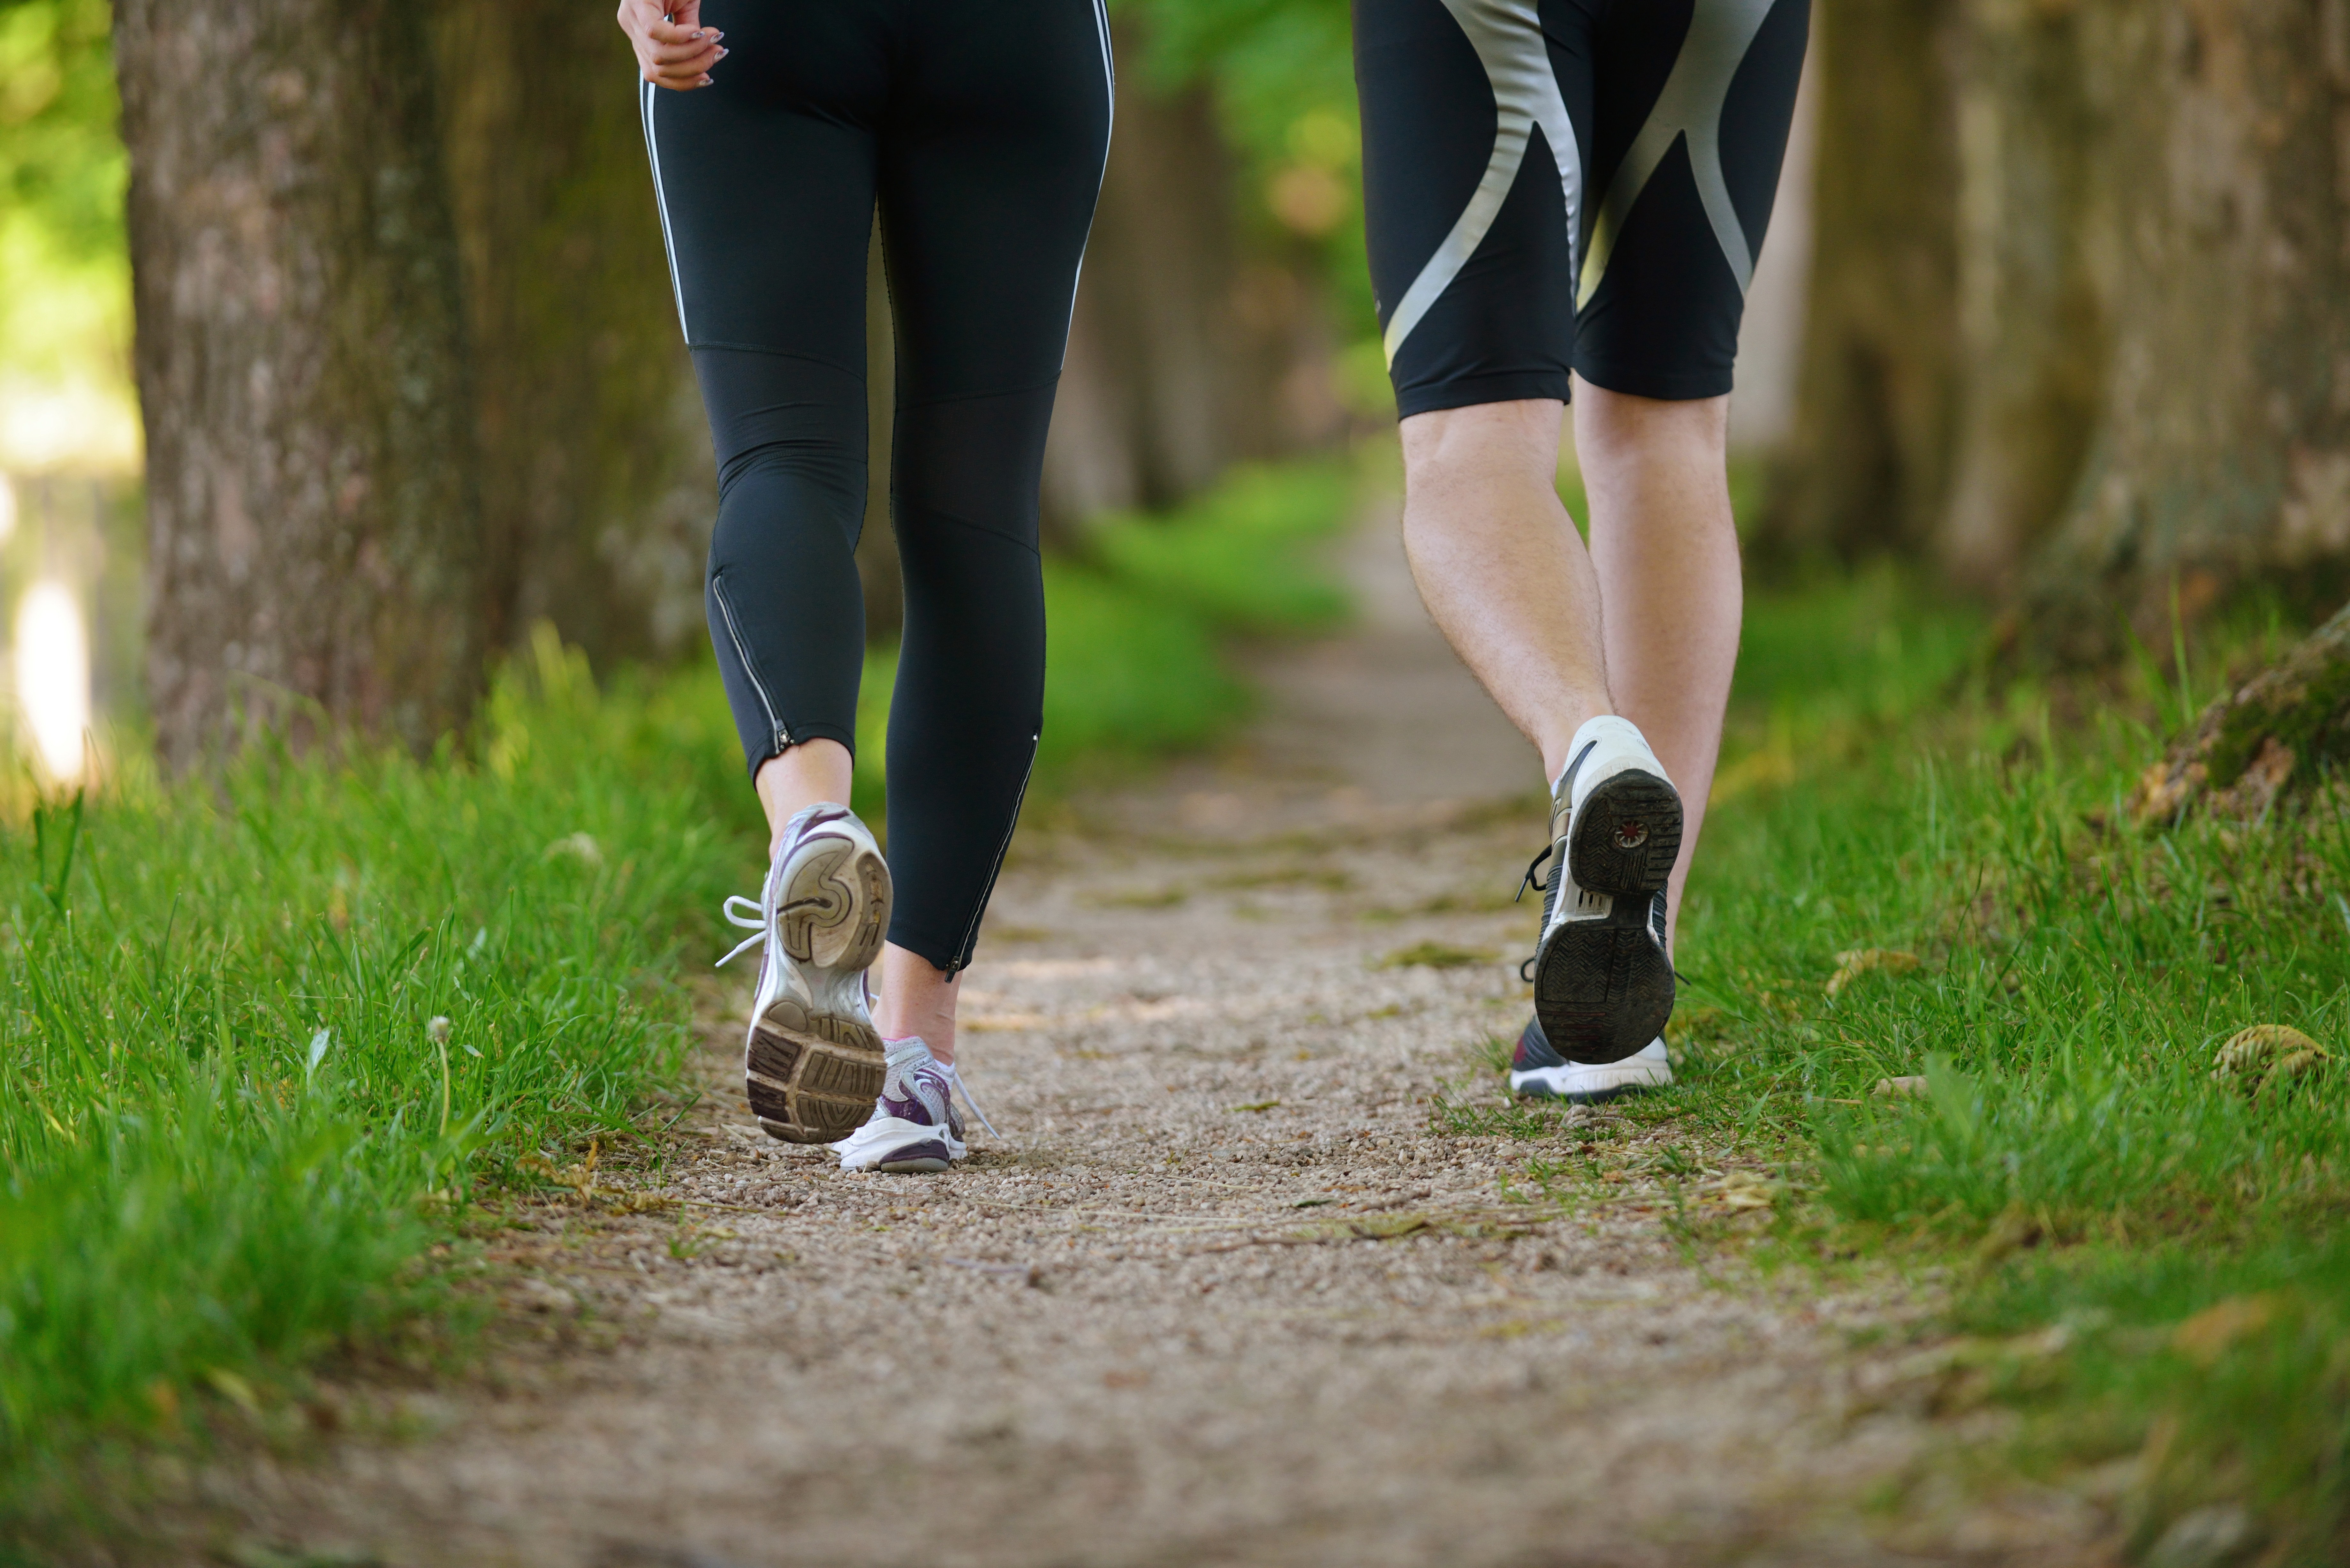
[1355,0,1808,415]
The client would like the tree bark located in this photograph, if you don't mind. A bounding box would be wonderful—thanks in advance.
[117,0,486,766]
[2130,597,2350,823]
[432,1,714,666]
[1937,0,2104,595]
[1761,0,1964,562]
[2023,0,2350,658]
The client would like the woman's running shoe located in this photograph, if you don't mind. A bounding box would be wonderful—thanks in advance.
[718,803,891,1143]
[1508,1015,1673,1103]
[1527,716,1681,1064]
[832,1037,966,1173]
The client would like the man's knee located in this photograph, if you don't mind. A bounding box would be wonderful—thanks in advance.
[1571,382,1729,469]
[1399,399,1565,493]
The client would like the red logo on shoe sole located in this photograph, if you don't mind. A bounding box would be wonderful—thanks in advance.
[1614,820,1649,850]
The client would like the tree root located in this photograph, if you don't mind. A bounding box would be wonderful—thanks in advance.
[2131,600,2350,825]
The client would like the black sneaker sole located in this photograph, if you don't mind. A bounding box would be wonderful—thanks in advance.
[1566,769,1683,896]
[1531,899,1674,1066]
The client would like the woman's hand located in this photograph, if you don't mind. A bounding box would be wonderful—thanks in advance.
[618,0,724,91]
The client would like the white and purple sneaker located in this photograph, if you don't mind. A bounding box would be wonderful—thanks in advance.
[718,803,890,1144]
[831,1037,971,1173]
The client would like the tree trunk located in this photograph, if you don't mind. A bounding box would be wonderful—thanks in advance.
[1761,0,1964,561]
[1041,19,1338,539]
[2130,597,2350,823]
[2023,0,2350,659]
[117,0,486,766]
[1936,0,2104,595]
[433,1,714,666]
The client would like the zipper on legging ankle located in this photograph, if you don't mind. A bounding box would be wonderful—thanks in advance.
[710,573,792,753]
[945,732,1039,974]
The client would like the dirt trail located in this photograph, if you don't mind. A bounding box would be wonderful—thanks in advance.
[215,517,2110,1567]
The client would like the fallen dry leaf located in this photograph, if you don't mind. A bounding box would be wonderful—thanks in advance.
[2211,1025,2331,1095]
[1827,949,1921,996]
[1712,1172,1775,1210]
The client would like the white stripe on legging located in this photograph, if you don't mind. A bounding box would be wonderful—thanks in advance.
[1090,0,1116,104]
[1382,0,1581,370]
[1061,0,1117,362]
[640,76,691,340]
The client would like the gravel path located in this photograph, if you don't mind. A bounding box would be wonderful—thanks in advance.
[212,517,2114,1567]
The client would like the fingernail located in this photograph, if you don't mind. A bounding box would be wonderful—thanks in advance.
[716,46,729,57]
[693,28,706,37]
[708,29,723,39]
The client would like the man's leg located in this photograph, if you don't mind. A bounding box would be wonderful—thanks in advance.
[1398,397,1611,786]
[1401,389,1678,1067]
[1575,377,1740,953]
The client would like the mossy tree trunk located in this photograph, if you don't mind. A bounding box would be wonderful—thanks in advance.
[2022,0,2350,658]
[1761,0,1964,561]
[1936,0,2104,596]
[433,1,715,666]
[117,0,486,766]
[1778,0,2350,645]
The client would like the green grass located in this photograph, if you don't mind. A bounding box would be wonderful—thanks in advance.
[1633,569,2349,1558]
[0,631,760,1533]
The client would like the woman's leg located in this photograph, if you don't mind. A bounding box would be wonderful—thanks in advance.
[644,4,911,1142]
[866,0,1114,1066]
[641,2,885,792]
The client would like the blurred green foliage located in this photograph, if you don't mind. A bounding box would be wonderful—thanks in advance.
[1088,460,1353,635]
[1118,0,1383,397]
[0,0,126,385]
[0,0,117,256]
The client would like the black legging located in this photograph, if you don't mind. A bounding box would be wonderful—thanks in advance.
[641,0,1112,973]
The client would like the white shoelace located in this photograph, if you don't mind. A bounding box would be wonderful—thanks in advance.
[716,894,769,969]
[939,1061,1003,1140]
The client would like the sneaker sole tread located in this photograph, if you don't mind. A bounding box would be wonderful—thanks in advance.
[1566,770,1683,895]
[1532,912,1674,1066]
[746,826,891,1144]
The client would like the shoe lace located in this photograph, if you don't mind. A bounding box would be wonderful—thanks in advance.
[1514,844,1552,904]
[1515,844,1558,983]
[716,894,768,969]
[939,1060,1003,1140]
